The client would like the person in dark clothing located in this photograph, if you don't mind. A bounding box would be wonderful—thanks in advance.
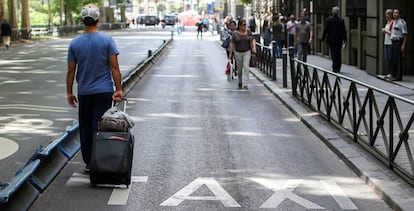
[1,19,12,50]
[322,6,347,73]
[248,14,256,32]
[389,8,408,81]
[196,20,203,39]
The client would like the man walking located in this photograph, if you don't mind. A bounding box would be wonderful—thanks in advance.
[322,6,347,73]
[286,15,296,48]
[389,8,408,81]
[295,12,312,62]
[1,19,12,50]
[66,3,123,172]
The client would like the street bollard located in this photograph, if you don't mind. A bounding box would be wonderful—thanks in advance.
[272,41,277,80]
[148,50,152,58]
[282,48,287,88]
[171,30,174,40]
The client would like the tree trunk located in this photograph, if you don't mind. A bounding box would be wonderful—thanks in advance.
[21,0,31,39]
[8,0,18,28]
[0,0,4,24]
[120,5,126,22]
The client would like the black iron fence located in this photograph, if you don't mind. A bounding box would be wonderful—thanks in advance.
[291,59,414,186]
[254,41,414,186]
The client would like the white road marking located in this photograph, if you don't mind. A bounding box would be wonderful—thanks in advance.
[249,178,324,209]
[160,177,241,207]
[321,180,358,210]
[66,172,90,187]
[107,176,148,205]
[0,137,19,160]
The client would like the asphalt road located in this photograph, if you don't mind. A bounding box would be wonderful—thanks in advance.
[30,33,390,210]
[0,29,169,183]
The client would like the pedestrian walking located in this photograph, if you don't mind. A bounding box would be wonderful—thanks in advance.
[295,12,312,62]
[248,13,256,33]
[228,19,257,90]
[196,19,203,39]
[389,8,408,81]
[262,20,272,47]
[272,16,283,58]
[322,6,347,73]
[382,9,394,79]
[286,15,296,49]
[66,3,123,172]
[1,19,12,50]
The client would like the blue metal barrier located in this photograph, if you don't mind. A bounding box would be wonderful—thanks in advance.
[0,160,41,210]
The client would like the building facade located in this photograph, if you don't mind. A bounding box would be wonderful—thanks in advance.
[233,0,412,77]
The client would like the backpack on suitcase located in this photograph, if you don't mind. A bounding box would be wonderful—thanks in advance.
[89,99,135,188]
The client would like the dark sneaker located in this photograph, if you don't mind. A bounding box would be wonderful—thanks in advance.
[243,85,248,90]
[238,83,242,89]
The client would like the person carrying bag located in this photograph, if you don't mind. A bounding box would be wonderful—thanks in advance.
[228,19,257,90]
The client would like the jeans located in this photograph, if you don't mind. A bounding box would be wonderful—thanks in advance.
[78,92,113,164]
[234,50,251,86]
[297,42,309,62]
[273,38,282,57]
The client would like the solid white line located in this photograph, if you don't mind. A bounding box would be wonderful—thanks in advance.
[107,176,148,205]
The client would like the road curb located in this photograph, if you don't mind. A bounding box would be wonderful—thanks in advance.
[250,68,414,211]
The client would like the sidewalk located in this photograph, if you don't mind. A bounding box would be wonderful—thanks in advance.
[306,55,414,91]
[248,52,414,210]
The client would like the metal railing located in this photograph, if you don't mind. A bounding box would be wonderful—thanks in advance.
[290,58,414,186]
[1,23,129,44]
[253,41,414,186]
[255,42,277,80]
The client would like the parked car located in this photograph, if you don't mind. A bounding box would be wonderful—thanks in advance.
[143,15,159,26]
[163,14,178,26]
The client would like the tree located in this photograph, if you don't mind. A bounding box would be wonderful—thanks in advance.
[21,0,31,38]
[0,0,4,23]
[240,0,252,5]
[8,0,18,28]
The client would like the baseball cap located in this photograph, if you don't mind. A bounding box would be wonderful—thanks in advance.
[81,4,100,21]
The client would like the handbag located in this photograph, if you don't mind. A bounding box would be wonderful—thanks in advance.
[221,38,230,48]
[225,62,230,75]
[249,53,257,67]
[99,101,135,132]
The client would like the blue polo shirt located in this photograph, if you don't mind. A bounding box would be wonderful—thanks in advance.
[67,32,119,95]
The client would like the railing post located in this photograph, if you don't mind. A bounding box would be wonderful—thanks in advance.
[272,41,277,80]
[282,47,288,88]
[289,47,297,95]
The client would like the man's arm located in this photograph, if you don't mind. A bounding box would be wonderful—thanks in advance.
[401,34,408,52]
[109,54,123,102]
[66,61,77,107]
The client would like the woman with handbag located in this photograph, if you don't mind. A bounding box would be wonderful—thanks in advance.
[228,19,257,89]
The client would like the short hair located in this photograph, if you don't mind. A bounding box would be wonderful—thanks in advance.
[332,6,340,15]
[385,9,393,15]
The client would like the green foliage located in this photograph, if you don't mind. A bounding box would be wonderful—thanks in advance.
[240,0,252,5]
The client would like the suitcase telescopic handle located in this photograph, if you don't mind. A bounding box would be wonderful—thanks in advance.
[112,98,128,112]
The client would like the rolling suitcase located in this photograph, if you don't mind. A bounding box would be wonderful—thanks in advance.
[89,99,134,188]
